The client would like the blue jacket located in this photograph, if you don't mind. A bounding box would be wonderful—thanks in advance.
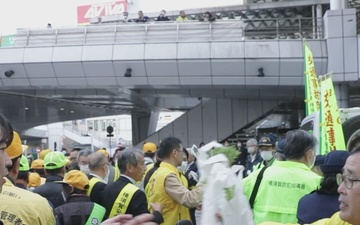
[297,190,340,224]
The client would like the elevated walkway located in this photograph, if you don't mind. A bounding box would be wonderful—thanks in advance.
[0,19,327,90]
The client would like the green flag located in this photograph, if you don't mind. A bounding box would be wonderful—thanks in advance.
[303,42,320,116]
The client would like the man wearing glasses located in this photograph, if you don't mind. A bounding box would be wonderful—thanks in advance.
[145,137,202,225]
[336,145,360,225]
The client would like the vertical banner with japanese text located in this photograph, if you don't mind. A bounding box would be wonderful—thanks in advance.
[319,74,346,155]
[304,42,320,116]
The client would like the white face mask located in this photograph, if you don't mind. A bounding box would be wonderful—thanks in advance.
[248,147,255,154]
[308,151,316,169]
[103,166,110,184]
[80,164,90,174]
[260,151,274,161]
[177,161,188,173]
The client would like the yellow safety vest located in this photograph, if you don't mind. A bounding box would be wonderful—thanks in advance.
[145,162,191,225]
[87,176,103,197]
[109,183,138,218]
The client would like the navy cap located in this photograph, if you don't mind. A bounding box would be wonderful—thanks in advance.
[320,150,350,174]
[314,155,326,167]
[258,135,276,147]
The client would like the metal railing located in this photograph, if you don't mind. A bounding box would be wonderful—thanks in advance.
[14,18,323,47]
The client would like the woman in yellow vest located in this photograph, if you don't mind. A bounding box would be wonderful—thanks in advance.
[145,137,202,225]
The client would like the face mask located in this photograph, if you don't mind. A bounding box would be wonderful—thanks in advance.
[248,147,255,154]
[260,151,273,161]
[103,166,110,184]
[308,151,316,169]
[80,164,90,174]
[177,161,187,173]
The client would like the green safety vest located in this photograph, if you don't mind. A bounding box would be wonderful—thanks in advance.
[85,203,106,225]
[109,183,138,218]
[243,160,321,224]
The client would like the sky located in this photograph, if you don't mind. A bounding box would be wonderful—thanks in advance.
[0,0,243,35]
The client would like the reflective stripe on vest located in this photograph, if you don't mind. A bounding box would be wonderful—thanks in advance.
[85,203,106,225]
[109,183,138,218]
[87,177,102,196]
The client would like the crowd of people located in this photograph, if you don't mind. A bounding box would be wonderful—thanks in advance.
[93,9,217,24]
[0,110,359,225]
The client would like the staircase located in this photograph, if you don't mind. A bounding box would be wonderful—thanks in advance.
[136,98,285,148]
[63,124,115,149]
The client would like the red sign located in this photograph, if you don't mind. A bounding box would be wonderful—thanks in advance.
[36,147,41,153]
[77,1,128,24]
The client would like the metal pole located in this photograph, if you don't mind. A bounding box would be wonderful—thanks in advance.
[312,5,316,39]
[109,136,111,152]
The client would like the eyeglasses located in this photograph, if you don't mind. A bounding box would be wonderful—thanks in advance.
[336,173,360,189]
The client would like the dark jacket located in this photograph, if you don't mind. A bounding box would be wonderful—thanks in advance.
[33,174,65,208]
[102,176,163,224]
[87,175,107,205]
[55,194,105,225]
[297,191,340,224]
[233,146,248,167]
[245,152,263,177]
[157,15,170,21]
[135,16,150,23]
[184,161,198,189]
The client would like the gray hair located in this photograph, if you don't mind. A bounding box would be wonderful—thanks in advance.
[77,149,93,161]
[247,138,258,146]
[118,149,143,173]
[88,152,107,170]
[284,129,318,160]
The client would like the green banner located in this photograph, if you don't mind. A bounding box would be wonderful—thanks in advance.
[1,34,16,47]
[303,43,320,116]
[319,74,346,155]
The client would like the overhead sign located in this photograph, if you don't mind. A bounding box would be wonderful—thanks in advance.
[77,1,128,24]
[319,74,346,155]
[0,34,16,47]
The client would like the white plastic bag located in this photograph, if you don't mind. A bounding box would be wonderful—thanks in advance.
[200,154,254,225]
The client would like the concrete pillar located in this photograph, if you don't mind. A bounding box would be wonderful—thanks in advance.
[330,0,342,10]
[131,112,150,145]
[47,122,64,151]
[148,111,160,136]
[330,0,348,10]
[334,83,349,108]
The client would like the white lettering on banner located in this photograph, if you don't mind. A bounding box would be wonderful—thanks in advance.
[84,3,125,19]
